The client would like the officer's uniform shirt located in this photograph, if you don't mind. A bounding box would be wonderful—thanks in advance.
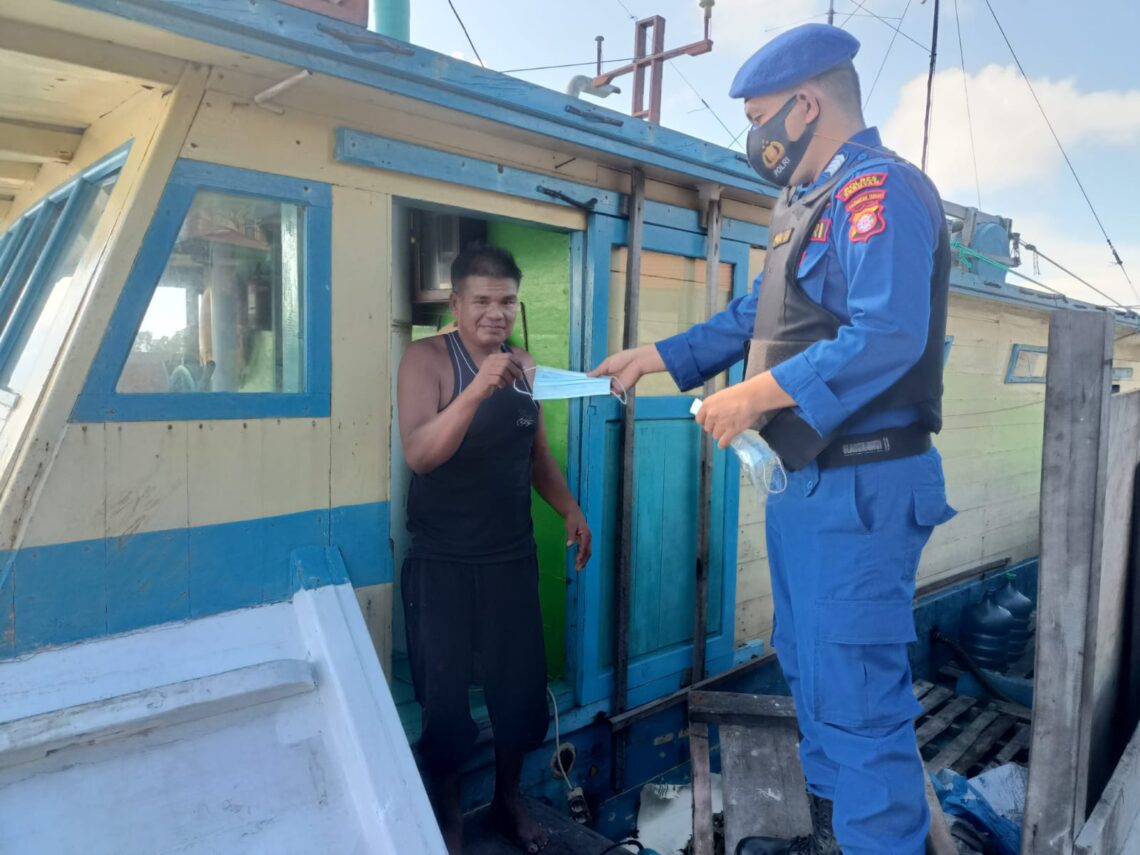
[655,127,944,437]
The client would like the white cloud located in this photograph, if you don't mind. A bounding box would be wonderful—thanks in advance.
[883,64,1140,198]
[711,0,828,57]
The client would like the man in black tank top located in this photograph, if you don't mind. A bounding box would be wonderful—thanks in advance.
[397,246,591,855]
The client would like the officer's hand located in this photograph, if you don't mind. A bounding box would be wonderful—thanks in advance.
[564,508,592,571]
[588,344,665,396]
[696,382,767,449]
[470,352,525,400]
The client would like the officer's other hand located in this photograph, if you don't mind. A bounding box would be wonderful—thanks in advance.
[564,508,592,571]
[471,352,525,399]
[588,344,665,396]
[696,382,766,449]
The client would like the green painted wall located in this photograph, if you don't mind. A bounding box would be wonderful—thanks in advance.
[487,222,571,679]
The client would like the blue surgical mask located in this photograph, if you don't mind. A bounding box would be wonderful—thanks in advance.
[515,366,622,402]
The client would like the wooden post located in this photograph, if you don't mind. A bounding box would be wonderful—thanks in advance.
[692,190,721,685]
[1022,310,1113,855]
[612,167,645,790]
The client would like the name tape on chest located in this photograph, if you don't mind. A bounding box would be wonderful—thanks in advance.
[771,228,794,249]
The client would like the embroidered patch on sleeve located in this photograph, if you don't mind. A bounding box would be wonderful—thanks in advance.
[810,218,831,243]
[843,189,886,213]
[848,203,886,243]
[835,172,887,204]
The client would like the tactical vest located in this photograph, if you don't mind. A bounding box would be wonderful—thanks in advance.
[744,157,951,471]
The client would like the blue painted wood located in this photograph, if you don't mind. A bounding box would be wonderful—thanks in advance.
[0,179,100,373]
[106,527,190,633]
[291,545,351,590]
[63,0,773,196]
[0,500,388,658]
[13,538,108,651]
[336,128,770,247]
[576,215,750,705]
[0,202,61,330]
[330,501,390,587]
[73,160,334,422]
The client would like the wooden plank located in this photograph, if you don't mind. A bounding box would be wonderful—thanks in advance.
[1087,391,1140,806]
[952,714,1019,775]
[689,720,715,855]
[1074,722,1140,855]
[928,709,999,771]
[721,721,812,852]
[689,690,798,726]
[996,724,1031,766]
[913,679,936,701]
[1023,311,1114,855]
[463,797,616,855]
[916,696,977,749]
[919,686,954,716]
[0,119,81,163]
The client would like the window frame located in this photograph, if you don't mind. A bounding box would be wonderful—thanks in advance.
[73,159,332,422]
[0,148,130,385]
[1005,343,1048,384]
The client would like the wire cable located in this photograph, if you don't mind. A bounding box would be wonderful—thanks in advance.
[669,60,738,146]
[863,0,914,110]
[952,0,983,209]
[446,0,484,68]
[1017,238,1127,309]
[981,0,1136,300]
[841,0,931,51]
[501,57,634,74]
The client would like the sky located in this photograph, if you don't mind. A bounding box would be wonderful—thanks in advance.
[410,0,1140,307]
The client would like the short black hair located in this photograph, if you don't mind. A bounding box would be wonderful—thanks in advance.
[450,244,522,291]
[811,60,864,122]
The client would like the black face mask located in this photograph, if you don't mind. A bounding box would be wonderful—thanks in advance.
[745,95,818,187]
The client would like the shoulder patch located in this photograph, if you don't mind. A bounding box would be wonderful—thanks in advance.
[836,172,888,204]
[810,219,831,242]
[848,204,886,243]
[843,188,886,213]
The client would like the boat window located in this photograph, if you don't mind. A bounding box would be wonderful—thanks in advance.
[117,190,306,396]
[74,160,331,422]
[944,335,954,366]
[0,202,65,334]
[1,174,119,392]
[1005,344,1047,384]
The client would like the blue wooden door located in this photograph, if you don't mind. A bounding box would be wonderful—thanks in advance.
[573,213,751,708]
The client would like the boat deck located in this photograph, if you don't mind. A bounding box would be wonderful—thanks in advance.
[464,799,619,855]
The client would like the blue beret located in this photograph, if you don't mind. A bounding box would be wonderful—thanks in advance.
[729,23,860,100]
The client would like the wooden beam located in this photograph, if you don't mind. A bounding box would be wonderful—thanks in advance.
[1074,722,1140,855]
[0,20,183,86]
[689,720,714,855]
[1022,310,1114,855]
[0,162,39,189]
[0,120,81,164]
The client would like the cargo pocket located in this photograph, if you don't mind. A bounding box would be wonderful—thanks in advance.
[913,485,956,529]
[812,599,922,729]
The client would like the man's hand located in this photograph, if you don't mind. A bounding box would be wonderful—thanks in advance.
[564,508,592,571]
[589,344,665,395]
[693,380,775,449]
[469,352,525,399]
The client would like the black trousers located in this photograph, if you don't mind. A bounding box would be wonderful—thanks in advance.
[402,554,551,776]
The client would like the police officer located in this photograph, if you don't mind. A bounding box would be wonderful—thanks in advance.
[592,23,956,855]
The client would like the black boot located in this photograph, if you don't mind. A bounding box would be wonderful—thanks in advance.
[735,794,841,855]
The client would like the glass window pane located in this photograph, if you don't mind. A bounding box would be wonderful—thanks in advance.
[1012,347,1047,381]
[0,203,64,332]
[117,190,306,395]
[3,177,118,391]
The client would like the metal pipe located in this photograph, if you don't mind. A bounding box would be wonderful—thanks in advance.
[368,0,410,41]
[612,167,646,791]
[691,188,721,685]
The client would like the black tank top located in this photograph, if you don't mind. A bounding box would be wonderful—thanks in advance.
[406,332,540,563]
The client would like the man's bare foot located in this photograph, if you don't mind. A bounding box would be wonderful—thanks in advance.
[490,795,548,854]
[430,774,464,855]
